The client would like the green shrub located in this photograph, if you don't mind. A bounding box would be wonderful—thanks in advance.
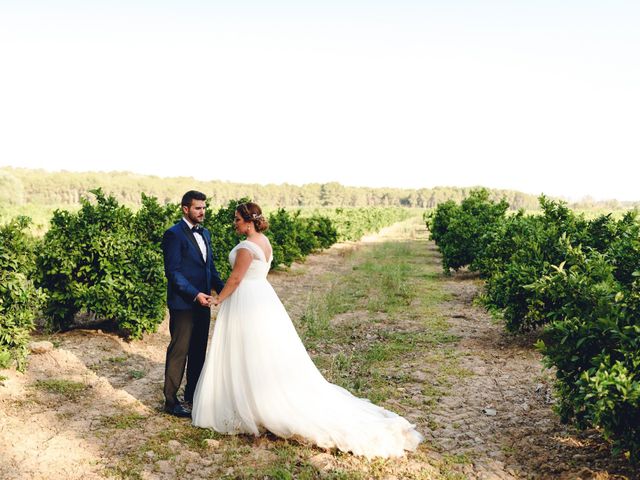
[606,211,640,285]
[536,258,640,461]
[472,210,530,278]
[0,216,44,370]
[267,208,305,268]
[426,189,508,272]
[324,207,413,242]
[425,200,457,246]
[303,215,338,251]
[37,189,171,338]
[481,197,592,332]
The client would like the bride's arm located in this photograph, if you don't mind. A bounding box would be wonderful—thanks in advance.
[213,248,253,305]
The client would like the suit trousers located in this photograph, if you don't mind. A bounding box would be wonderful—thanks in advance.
[163,306,211,407]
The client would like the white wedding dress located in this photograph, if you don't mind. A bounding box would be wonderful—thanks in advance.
[192,240,423,458]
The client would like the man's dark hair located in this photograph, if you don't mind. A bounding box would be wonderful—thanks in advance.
[181,190,207,207]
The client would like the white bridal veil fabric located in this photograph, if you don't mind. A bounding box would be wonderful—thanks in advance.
[192,240,423,458]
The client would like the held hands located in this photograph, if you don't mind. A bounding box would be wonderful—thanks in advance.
[195,292,221,307]
[195,293,214,307]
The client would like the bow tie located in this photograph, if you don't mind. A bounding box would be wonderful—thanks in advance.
[191,226,204,234]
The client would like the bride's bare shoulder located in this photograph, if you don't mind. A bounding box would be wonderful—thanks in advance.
[250,234,272,260]
[259,233,272,248]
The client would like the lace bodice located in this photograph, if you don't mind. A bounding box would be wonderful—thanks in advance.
[228,240,272,280]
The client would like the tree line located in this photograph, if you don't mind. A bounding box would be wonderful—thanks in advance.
[5,166,633,211]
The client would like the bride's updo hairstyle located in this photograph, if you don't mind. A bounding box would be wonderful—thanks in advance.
[236,202,269,232]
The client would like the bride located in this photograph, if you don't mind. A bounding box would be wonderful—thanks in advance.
[191,202,423,458]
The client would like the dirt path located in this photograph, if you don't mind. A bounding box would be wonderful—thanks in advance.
[0,219,636,479]
[429,258,636,480]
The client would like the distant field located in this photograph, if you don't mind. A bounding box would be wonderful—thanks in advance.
[0,201,425,236]
[0,203,81,236]
[1,200,636,237]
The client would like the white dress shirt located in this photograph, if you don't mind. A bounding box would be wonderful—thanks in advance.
[182,218,207,262]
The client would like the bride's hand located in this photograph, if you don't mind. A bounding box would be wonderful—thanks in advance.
[212,296,221,307]
[196,292,214,307]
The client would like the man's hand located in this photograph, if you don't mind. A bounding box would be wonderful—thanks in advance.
[195,292,214,307]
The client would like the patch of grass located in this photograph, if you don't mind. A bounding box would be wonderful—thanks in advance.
[424,415,441,431]
[34,379,88,398]
[501,443,517,456]
[442,452,473,465]
[421,382,443,403]
[137,432,178,462]
[298,281,367,347]
[422,451,474,480]
[124,423,224,461]
[106,355,128,364]
[56,411,74,421]
[0,374,8,383]
[437,350,473,379]
[109,423,208,477]
[128,369,145,379]
[298,293,332,343]
[260,459,317,480]
[219,439,254,467]
[247,442,364,480]
[297,236,461,406]
[353,248,419,313]
[100,411,146,429]
[366,330,459,363]
[179,426,224,451]
[104,463,144,480]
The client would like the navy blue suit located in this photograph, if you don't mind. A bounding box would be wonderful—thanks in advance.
[162,220,225,407]
[163,221,225,308]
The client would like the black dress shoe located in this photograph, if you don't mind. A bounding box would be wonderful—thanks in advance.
[164,403,192,418]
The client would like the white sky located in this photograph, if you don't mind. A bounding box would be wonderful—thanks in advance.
[1,1,639,201]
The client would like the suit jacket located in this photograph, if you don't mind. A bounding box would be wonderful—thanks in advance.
[162,220,225,310]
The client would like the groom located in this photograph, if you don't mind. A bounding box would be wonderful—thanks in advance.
[162,190,225,417]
